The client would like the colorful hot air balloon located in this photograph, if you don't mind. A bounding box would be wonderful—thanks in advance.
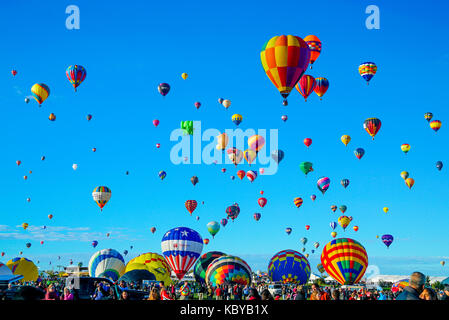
[314,77,329,100]
[341,179,349,189]
[48,113,56,121]
[317,177,330,195]
[216,133,229,151]
[358,62,377,85]
[381,234,394,248]
[190,176,199,186]
[299,162,313,176]
[222,99,231,109]
[258,197,267,208]
[253,213,261,221]
[330,222,337,230]
[260,35,311,105]
[424,112,433,122]
[281,115,288,122]
[383,207,389,213]
[243,149,257,165]
[331,205,337,213]
[353,226,359,232]
[16,160,21,166]
[363,118,381,140]
[193,251,226,284]
[88,249,125,281]
[205,255,252,286]
[317,263,325,274]
[338,216,351,230]
[185,200,198,215]
[246,170,257,183]
[310,194,316,201]
[124,252,172,286]
[405,178,415,189]
[66,65,87,92]
[401,144,411,154]
[151,227,156,234]
[159,170,167,180]
[248,135,265,153]
[400,171,409,180]
[300,237,307,246]
[86,114,92,121]
[203,239,209,245]
[321,238,368,285]
[161,227,203,280]
[237,170,246,180]
[268,250,311,284]
[339,205,347,214]
[285,228,292,235]
[220,218,228,227]
[194,102,201,109]
[293,197,303,208]
[11,69,18,76]
[181,73,188,80]
[226,204,240,221]
[31,83,50,106]
[6,257,39,282]
[92,186,111,211]
[354,148,365,160]
[436,161,443,171]
[271,150,284,164]
[206,221,220,238]
[92,241,98,248]
[391,279,409,293]
[158,83,170,96]
[304,35,321,68]
[430,120,442,132]
[48,214,53,220]
[295,75,316,101]
[331,232,337,238]
[231,114,243,126]
[341,135,351,146]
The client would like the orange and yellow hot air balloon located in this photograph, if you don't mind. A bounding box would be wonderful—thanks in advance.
[31,83,50,106]
[430,120,442,132]
[405,178,414,189]
[260,35,311,105]
[401,144,411,154]
[341,135,351,146]
[304,35,322,69]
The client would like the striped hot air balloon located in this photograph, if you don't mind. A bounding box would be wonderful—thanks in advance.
[314,77,329,100]
[295,75,316,101]
[246,170,257,183]
[92,186,111,211]
[268,250,311,284]
[430,120,442,132]
[358,62,377,85]
[363,117,381,140]
[293,197,303,208]
[205,255,252,286]
[66,65,87,92]
[317,177,330,195]
[88,249,125,281]
[31,83,50,106]
[304,35,321,68]
[185,200,198,215]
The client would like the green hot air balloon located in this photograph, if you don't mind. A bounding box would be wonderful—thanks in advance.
[299,162,314,176]
[181,121,194,135]
[206,221,220,238]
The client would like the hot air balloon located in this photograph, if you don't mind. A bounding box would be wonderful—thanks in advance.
[203,239,210,245]
[314,77,329,100]
[92,148,96,152]
[400,171,409,180]
[436,161,443,171]
[92,241,98,248]
[106,233,110,237]
[293,197,303,208]
[383,207,389,213]
[226,204,240,221]
[193,252,227,284]
[194,102,201,109]
[6,257,39,282]
[180,121,194,135]
[25,97,30,103]
[243,149,257,165]
[317,177,330,195]
[260,35,311,105]
[153,119,160,127]
[304,35,321,68]
[358,62,377,85]
[310,194,316,201]
[48,113,56,121]
[268,250,311,284]
[248,135,265,153]
[191,176,199,186]
[16,160,21,166]
[317,263,325,274]
[381,234,394,248]
[11,69,18,76]
[339,205,347,214]
[25,243,31,248]
[222,99,231,109]
[22,223,29,230]
[258,197,267,208]
[285,228,292,235]
[206,221,220,238]
[161,227,203,280]
[338,216,351,230]
[440,261,445,267]
[123,250,128,256]
[205,255,252,286]
[92,186,111,211]
[430,120,442,132]
[354,148,365,160]
[246,170,257,183]
[159,170,167,180]
[330,222,337,230]
[303,138,312,148]
[72,164,78,171]
[181,73,188,80]
[424,112,433,122]
[299,161,313,176]
[363,118,382,140]
[401,144,411,154]
[353,226,359,232]
[221,168,226,173]
[405,178,415,189]
[300,237,308,246]
[23,176,28,180]
[253,213,261,221]
[216,133,229,151]
[313,242,319,249]
[341,179,349,189]
[295,75,316,101]
[88,249,125,281]
[185,200,198,215]
[48,214,53,220]
[237,170,246,180]
[232,114,243,126]
[227,148,243,166]
[150,227,156,234]
[321,238,368,285]
[271,150,284,164]
[341,135,351,146]
[158,83,170,96]
[281,115,288,122]
[86,114,93,121]
[123,252,172,286]
[331,205,337,213]
[66,65,87,92]
[305,225,310,231]
[26,198,31,203]
[220,218,228,227]
[31,83,50,106]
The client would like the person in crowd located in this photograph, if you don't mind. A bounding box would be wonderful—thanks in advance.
[179,281,191,300]
[441,285,449,300]
[44,284,59,300]
[420,288,437,300]
[396,272,426,300]
[331,288,340,300]
[60,287,74,300]
[248,288,261,300]
[215,285,222,300]
[120,290,129,300]
[260,289,274,300]
[159,281,173,300]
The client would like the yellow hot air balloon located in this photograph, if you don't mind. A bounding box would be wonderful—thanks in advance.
[405,178,415,189]
[383,207,389,213]
[222,99,231,109]
[216,133,229,151]
[6,257,39,282]
[341,135,351,146]
[181,73,188,80]
[400,171,409,180]
[124,252,172,286]
[22,223,29,230]
[401,144,411,154]
[243,149,257,165]
[331,231,337,238]
[441,261,445,267]
[31,83,50,106]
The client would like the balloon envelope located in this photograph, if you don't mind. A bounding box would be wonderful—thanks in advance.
[268,250,311,284]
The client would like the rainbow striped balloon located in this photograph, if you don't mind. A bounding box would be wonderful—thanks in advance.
[92,186,111,211]
[268,250,311,284]
[205,255,252,286]
[320,238,368,285]
[88,249,125,281]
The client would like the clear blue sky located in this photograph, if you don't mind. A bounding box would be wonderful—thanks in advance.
[1,0,449,277]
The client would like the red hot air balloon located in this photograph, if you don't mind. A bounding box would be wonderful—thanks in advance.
[185,200,198,215]
[16,160,21,166]
[237,170,246,180]
[246,170,257,183]
[295,75,316,101]
[304,138,312,148]
[153,119,160,127]
[11,70,18,76]
[194,102,201,109]
[305,225,310,230]
[258,197,267,208]
[151,227,156,234]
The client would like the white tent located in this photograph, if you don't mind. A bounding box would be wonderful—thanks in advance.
[365,275,409,284]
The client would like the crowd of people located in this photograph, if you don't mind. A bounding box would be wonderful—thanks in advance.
[1,271,448,301]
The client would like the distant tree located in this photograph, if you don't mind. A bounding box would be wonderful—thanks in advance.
[426,275,431,286]
[432,281,444,290]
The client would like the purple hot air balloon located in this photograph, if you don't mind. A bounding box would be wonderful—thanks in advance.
[311,194,316,201]
[317,177,331,195]
[381,234,394,248]
[158,83,170,96]
[194,102,201,109]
